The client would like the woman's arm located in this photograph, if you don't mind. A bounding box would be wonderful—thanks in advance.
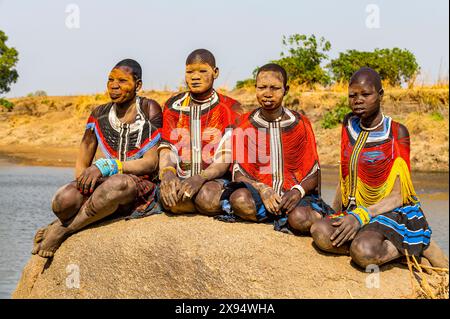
[75,129,98,179]
[366,175,403,216]
[158,148,181,207]
[331,182,342,212]
[122,145,159,176]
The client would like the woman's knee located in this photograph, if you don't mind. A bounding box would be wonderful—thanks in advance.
[229,188,254,212]
[350,236,381,268]
[229,188,257,221]
[288,206,318,232]
[195,181,222,214]
[51,183,84,222]
[310,219,334,251]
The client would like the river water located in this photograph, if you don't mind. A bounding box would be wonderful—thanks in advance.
[0,164,448,299]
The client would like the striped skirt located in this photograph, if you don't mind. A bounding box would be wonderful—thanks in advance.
[364,203,432,257]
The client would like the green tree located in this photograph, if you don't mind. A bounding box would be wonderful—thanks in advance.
[321,97,352,129]
[274,34,331,87]
[328,48,420,86]
[0,30,19,94]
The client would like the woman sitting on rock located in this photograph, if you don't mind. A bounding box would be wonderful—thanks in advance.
[310,67,448,269]
[32,59,162,258]
[216,63,332,234]
[157,49,244,216]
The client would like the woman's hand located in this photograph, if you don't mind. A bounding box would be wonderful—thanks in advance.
[279,189,303,214]
[177,175,207,201]
[160,171,181,207]
[259,186,282,215]
[330,215,361,247]
[76,165,102,195]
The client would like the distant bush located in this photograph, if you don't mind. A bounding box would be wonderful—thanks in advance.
[235,34,422,89]
[275,34,331,87]
[235,34,332,89]
[27,90,47,97]
[0,98,14,111]
[328,48,420,87]
[235,78,256,89]
[321,97,351,129]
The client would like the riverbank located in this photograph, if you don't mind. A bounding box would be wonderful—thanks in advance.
[0,86,448,171]
[0,145,78,167]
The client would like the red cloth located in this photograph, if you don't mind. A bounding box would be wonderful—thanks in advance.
[233,109,319,192]
[161,92,242,170]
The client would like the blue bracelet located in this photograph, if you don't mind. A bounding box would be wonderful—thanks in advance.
[94,158,118,177]
[110,159,119,175]
[347,211,363,226]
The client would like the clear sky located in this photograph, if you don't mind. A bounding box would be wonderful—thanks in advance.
[0,0,448,97]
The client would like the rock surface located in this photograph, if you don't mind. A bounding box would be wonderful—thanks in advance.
[13,214,417,299]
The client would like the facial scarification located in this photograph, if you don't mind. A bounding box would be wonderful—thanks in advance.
[107,67,138,104]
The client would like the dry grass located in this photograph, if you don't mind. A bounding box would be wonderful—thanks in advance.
[404,250,449,299]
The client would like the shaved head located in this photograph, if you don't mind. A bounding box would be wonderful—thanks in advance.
[256,63,288,89]
[350,67,382,92]
[114,59,142,81]
[186,49,216,68]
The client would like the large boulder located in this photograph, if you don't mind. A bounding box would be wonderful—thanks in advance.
[13,214,416,298]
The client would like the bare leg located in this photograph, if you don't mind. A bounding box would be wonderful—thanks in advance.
[32,182,87,254]
[194,181,225,216]
[51,182,87,224]
[422,239,449,268]
[287,205,322,234]
[36,175,138,258]
[229,188,258,222]
[310,218,350,254]
[350,229,401,268]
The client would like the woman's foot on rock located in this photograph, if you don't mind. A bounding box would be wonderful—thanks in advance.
[31,220,60,255]
[37,221,70,258]
[31,227,47,255]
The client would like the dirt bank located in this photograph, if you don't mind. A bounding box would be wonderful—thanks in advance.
[1,87,448,171]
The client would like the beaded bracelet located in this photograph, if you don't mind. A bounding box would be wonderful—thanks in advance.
[116,159,123,174]
[94,158,123,177]
[347,206,372,226]
[159,166,177,180]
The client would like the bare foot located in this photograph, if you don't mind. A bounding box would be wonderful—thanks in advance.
[36,221,70,258]
[31,228,47,255]
[31,220,59,255]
